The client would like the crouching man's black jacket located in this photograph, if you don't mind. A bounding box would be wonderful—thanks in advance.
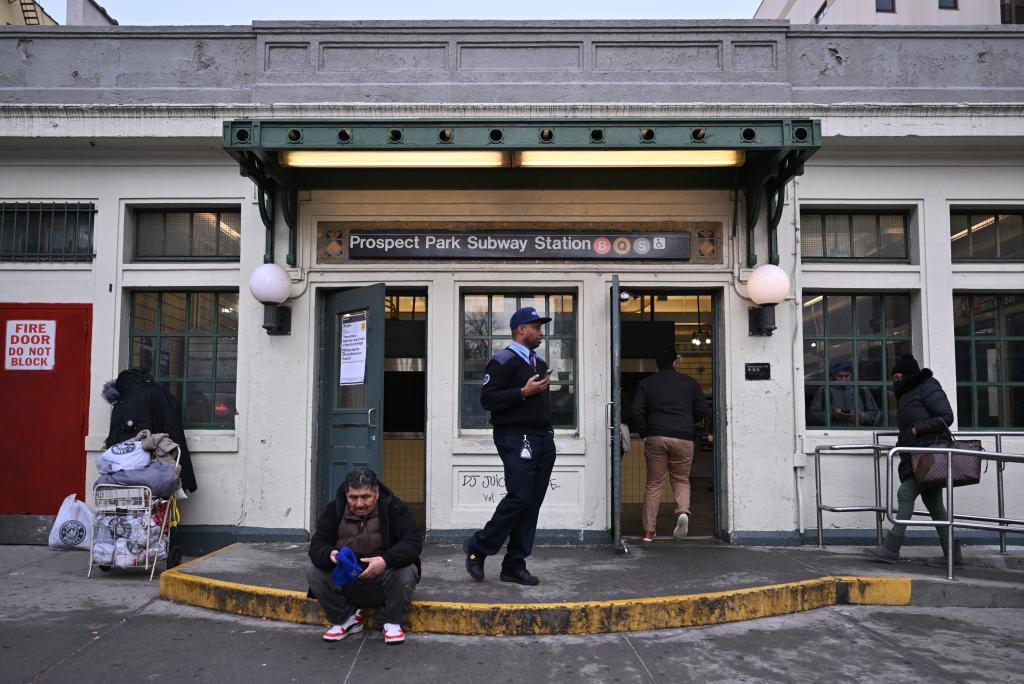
[308,482,423,574]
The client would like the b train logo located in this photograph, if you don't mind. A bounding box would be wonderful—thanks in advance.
[593,237,611,255]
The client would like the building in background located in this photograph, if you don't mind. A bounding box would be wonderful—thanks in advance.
[1,1,56,25]
[1,18,1022,552]
[756,0,1024,25]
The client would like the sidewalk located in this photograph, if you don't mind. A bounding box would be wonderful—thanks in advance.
[160,540,1024,635]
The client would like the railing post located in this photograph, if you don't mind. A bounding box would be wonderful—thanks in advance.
[815,447,824,548]
[873,453,883,546]
[946,449,956,581]
[997,435,1007,554]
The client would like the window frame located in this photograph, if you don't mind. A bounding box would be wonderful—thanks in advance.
[128,290,239,430]
[938,0,957,9]
[813,1,829,23]
[802,292,913,430]
[458,290,578,432]
[0,202,96,263]
[799,208,911,263]
[132,207,241,262]
[953,293,1024,430]
[949,209,1024,262]
[876,0,896,12]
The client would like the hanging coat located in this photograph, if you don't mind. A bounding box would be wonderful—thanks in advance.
[102,369,198,492]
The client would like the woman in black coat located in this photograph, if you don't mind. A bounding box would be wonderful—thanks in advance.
[865,354,960,565]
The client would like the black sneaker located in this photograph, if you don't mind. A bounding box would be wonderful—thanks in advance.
[499,567,539,586]
[463,536,485,581]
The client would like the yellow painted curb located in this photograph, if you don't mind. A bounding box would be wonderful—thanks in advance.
[161,564,912,635]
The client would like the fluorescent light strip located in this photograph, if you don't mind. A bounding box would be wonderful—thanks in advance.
[280,150,509,168]
[514,149,745,168]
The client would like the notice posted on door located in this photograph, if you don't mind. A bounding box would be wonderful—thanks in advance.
[5,320,56,370]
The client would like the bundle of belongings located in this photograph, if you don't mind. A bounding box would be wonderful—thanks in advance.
[90,502,172,568]
[102,369,198,493]
[95,430,182,499]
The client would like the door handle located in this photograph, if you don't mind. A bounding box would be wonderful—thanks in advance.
[367,407,377,428]
[605,402,613,431]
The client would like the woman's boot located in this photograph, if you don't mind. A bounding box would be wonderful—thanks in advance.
[926,537,964,567]
[864,532,904,563]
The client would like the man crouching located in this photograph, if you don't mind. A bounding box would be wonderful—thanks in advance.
[307,467,422,644]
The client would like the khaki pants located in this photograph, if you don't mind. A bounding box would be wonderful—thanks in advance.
[642,436,695,533]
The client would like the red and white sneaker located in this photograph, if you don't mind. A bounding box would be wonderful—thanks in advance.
[382,622,405,645]
[322,610,365,641]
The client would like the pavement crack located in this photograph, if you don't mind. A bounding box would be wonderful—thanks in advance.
[27,594,162,683]
[341,629,369,684]
[622,634,658,684]
[827,608,962,683]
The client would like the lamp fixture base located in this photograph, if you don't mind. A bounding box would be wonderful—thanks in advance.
[263,303,291,335]
[748,304,777,337]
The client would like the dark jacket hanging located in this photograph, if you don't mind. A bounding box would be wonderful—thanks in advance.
[102,369,198,492]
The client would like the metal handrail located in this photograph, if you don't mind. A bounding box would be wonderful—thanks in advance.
[885,445,1024,580]
[814,430,1020,554]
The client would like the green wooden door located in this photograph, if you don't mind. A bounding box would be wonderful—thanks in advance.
[318,284,385,508]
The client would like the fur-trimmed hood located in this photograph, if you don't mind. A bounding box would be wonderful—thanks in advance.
[102,369,154,404]
[893,367,933,399]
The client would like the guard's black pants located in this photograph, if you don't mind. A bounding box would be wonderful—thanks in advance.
[471,432,556,572]
[306,564,419,625]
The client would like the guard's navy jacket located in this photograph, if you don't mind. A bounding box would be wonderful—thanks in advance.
[480,348,551,435]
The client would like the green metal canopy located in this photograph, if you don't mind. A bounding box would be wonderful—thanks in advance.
[222,119,821,268]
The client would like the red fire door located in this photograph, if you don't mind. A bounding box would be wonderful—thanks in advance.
[0,304,92,514]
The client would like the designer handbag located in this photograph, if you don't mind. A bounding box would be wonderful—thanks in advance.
[911,436,983,488]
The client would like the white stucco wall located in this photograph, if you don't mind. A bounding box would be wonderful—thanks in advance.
[756,0,1001,24]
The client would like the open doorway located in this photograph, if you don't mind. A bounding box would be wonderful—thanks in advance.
[618,291,717,539]
[382,291,427,531]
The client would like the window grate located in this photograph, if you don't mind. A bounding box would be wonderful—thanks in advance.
[0,203,96,263]
[134,208,241,261]
[800,209,909,261]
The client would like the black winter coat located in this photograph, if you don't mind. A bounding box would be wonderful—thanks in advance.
[308,482,423,574]
[631,369,708,441]
[103,369,198,492]
[893,368,954,482]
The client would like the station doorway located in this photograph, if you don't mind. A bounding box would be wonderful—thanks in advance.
[616,290,718,539]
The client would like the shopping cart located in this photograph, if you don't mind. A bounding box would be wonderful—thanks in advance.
[87,446,183,581]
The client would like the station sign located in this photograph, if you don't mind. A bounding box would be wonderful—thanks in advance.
[5,320,56,370]
[347,231,691,261]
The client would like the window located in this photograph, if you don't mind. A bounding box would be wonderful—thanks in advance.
[1002,0,1024,23]
[939,0,957,8]
[953,294,1024,428]
[129,291,239,428]
[950,210,1024,261]
[803,293,912,429]
[800,209,909,260]
[876,0,895,11]
[0,203,95,263]
[460,292,576,430]
[134,208,240,261]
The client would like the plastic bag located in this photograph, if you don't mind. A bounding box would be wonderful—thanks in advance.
[48,493,93,550]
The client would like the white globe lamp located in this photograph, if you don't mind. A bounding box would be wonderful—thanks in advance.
[747,264,790,336]
[249,263,292,335]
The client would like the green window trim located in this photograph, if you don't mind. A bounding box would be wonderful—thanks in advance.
[133,208,241,262]
[129,290,239,429]
[0,202,95,263]
[459,291,577,431]
[803,292,913,430]
[799,209,910,262]
[950,210,1024,262]
[953,293,1024,430]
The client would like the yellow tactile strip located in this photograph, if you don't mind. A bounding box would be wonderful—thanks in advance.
[161,557,912,636]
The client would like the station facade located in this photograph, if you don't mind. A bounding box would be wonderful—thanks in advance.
[1,20,1022,549]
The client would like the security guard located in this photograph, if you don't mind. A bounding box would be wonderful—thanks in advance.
[463,307,555,586]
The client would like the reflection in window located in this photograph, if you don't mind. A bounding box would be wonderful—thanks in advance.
[950,211,1024,261]
[953,294,1024,428]
[803,293,912,429]
[134,208,241,261]
[460,292,576,429]
[130,291,239,429]
[801,209,909,260]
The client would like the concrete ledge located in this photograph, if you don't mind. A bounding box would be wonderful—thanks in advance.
[160,549,911,636]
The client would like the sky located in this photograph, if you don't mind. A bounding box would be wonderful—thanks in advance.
[45,0,764,25]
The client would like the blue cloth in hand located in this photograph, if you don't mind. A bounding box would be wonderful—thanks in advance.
[331,547,363,587]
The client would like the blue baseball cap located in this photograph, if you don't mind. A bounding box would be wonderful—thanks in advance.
[510,307,552,330]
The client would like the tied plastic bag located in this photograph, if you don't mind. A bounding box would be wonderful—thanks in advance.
[96,440,150,474]
[48,493,93,550]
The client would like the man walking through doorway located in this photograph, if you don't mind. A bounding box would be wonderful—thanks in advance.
[632,349,708,542]
[463,307,555,586]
